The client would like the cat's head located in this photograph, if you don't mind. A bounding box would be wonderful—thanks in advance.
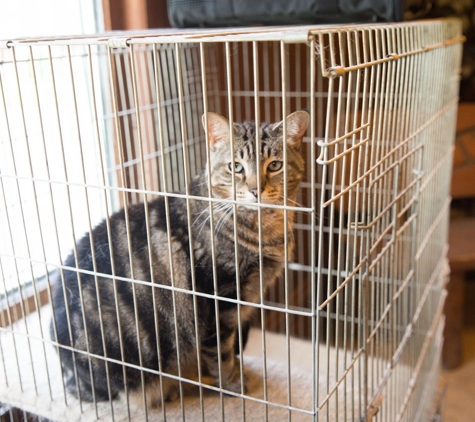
[201,111,309,207]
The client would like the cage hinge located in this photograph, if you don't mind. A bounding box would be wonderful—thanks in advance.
[326,66,345,78]
[108,38,130,49]
[0,39,12,49]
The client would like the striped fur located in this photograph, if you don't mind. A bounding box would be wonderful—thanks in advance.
[50,111,309,407]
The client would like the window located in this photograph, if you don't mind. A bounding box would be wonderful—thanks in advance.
[0,0,104,313]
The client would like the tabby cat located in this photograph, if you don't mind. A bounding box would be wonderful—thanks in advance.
[50,110,309,407]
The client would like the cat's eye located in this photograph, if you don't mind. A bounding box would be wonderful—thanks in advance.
[268,161,283,172]
[229,162,244,173]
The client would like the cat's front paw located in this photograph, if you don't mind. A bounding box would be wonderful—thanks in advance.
[222,370,248,395]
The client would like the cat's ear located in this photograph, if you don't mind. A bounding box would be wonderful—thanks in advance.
[202,112,234,149]
[273,110,310,149]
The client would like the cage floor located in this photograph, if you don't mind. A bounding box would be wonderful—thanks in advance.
[0,306,363,421]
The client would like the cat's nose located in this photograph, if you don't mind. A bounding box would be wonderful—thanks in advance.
[249,186,263,198]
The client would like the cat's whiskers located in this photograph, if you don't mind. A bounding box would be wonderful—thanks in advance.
[285,197,304,208]
[192,199,232,228]
[198,206,230,236]
[215,205,234,236]
[194,199,234,237]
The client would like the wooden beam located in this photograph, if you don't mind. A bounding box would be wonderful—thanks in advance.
[102,0,170,31]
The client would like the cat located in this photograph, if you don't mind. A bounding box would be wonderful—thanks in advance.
[50,110,309,407]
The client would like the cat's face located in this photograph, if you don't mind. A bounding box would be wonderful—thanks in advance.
[202,111,308,207]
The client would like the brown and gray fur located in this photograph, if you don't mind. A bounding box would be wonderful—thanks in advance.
[50,110,309,407]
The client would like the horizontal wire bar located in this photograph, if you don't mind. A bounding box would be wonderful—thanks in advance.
[317,123,370,148]
[2,19,462,48]
[0,252,316,318]
[321,96,458,207]
[318,349,364,409]
[365,256,448,411]
[394,292,446,422]
[0,173,313,213]
[366,269,414,343]
[318,258,367,310]
[417,144,454,195]
[350,166,424,230]
[324,35,466,78]
[0,325,321,416]
[317,136,371,165]
[414,197,451,261]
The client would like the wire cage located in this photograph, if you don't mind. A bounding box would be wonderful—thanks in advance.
[0,19,463,421]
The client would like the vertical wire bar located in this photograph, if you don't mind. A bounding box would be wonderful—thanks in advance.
[344,32,355,420]
[316,30,333,421]
[280,40,293,422]
[225,40,247,420]
[107,46,132,421]
[208,44,222,115]
[145,47,160,193]
[27,45,69,403]
[184,45,200,173]
[137,46,153,194]
[129,43,152,419]
[262,43,276,329]
[168,47,185,190]
[0,183,23,391]
[124,48,144,202]
[379,30,393,400]
[239,40,251,409]
[274,42,281,124]
[176,41,198,419]
[200,43,225,422]
[390,29,403,421]
[232,42,242,123]
[0,64,28,393]
[327,30,346,422]
[153,43,174,421]
[397,33,417,408]
[161,44,187,419]
[65,44,104,415]
[197,41,214,422]
[0,260,10,388]
[373,29,385,402]
[276,40,285,322]
[294,43,304,340]
[180,46,197,178]
[86,44,116,420]
[365,30,379,415]
[342,30,356,421]
[158,47,174,191]
[242,42,251,121]
[253,40,269,422]
[351,29,370,420]
[234,41,247,420]
[309,37,317,422]
[5,45,44,397]
[323,33,338,422]
[45,45,86,411]
[194,44,206,167]
[30,46,78,401]
[358,30,374,421]
[0,261,10,386]
[263,42,271,125]
[114,52,137,204]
